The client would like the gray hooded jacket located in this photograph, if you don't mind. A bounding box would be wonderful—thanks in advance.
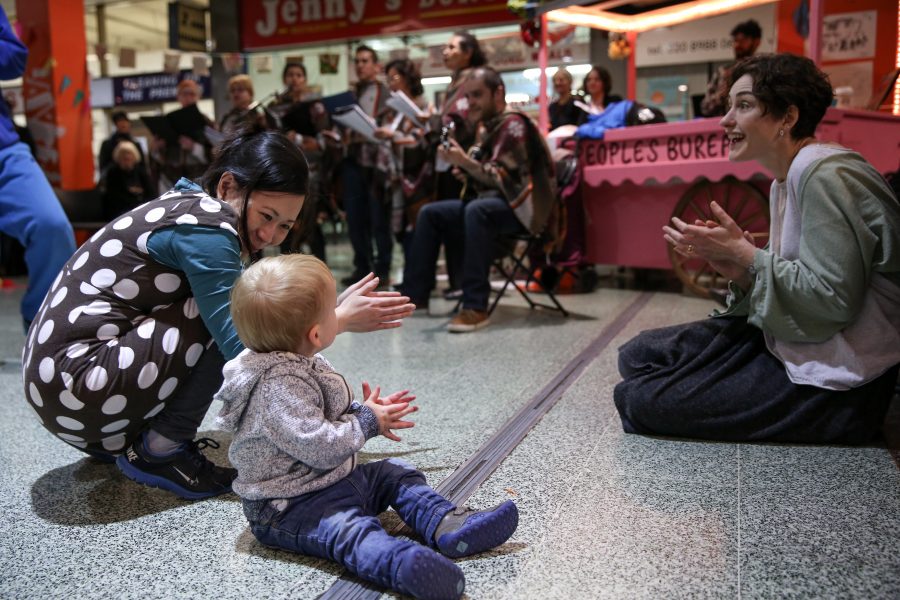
[214,350,378,501]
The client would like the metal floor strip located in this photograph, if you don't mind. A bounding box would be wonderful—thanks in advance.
[316,292,654,600]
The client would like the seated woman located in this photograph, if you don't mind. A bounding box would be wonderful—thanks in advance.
[99,140,155,221]
[615,53,900,445]
[22,128,414,500]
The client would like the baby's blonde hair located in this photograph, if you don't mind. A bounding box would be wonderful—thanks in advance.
[231,254,334,353]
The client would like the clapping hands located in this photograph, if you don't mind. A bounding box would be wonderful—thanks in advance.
[362,382,417,442]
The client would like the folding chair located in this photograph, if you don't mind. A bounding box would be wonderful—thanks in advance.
[486,232,569,317]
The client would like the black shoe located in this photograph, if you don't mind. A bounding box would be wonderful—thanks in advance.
[116,437,236,500]
[434,500,518,558]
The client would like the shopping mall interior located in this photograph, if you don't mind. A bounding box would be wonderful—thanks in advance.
[0,0,898,598]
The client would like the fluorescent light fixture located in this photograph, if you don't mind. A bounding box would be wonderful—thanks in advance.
[422,76,452,86]
[547,0,778,33]
[505,93,532,103]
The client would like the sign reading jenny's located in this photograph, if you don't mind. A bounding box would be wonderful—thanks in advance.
[241,0,516,49]
[579,133,731,168]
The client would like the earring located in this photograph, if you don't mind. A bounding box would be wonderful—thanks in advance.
[778,129,784,137]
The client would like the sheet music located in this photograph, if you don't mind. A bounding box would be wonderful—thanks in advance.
[386,90,427,128]
[332,105,380,143]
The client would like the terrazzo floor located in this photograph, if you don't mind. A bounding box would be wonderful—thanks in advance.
[1,239,898,599]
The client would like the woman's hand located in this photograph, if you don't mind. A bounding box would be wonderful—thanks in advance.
[373,127,394,140]
[336,274,415,333]
[662,201,758,286]
[363,384,417,442]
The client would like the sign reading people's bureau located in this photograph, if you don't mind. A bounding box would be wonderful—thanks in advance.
[578,132,731,168]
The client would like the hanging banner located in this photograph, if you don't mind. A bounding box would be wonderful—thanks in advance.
[241,0,516,50]
[111,70,211,105]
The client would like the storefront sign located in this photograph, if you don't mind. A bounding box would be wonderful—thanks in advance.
[169,2,208,52]
[241,0,516,49]
[578,132,731,168]
[112,70,211,105]
[635,4,775,67]
[822,11,876,61]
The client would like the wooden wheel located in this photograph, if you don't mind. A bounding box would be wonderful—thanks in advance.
[668,176,770,299]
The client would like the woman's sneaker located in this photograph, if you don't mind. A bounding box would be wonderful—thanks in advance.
[116,437,236,500]
[433,500,518,558]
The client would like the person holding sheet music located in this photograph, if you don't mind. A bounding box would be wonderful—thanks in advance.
[149,79,214,193]
[269,62,336,260]
[373,59,434,264]
[339,45,392,287]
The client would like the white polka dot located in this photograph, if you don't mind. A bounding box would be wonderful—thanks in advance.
[175,213,199,225]
[200,197,222,213]
[118,346,135,369]
[101,395,127,415]
[56,416,85,431]
[72,252,90,271]
[90,269,116,289]
[112,279,139,300]
[97,323,120,340]
[183,298,199,319]
[145,206,166,222]
[50,287,68,307]
[23,344,33,370]
[185,343,204,367]
[158,377,179,400]
[220,222,238,236]
[137,318,156,339]
[56,433,84,442]
[28,383,43,407]
[59,389,85,410]
[136,232,151,253]
[132,264,144,272]
[151,303,171,312]
[79,282,100,296]
[154,273,181,294]
[162,328,180,354]
[137,362,159,389]
[50,270,63,292]
[113,216,133,230]
[144,403,165,419]
[106,339,119,347]
[89,227,107,242]
[101,419,129,433]
[100,239,123,257]
[85,366,109,391]
[83,300,112,316]
[65,343,90,359]
[68,306,84,324]
[38,357,55,383]
[60,372,73,389]
[37,320,54,344]
[101,434,127,451]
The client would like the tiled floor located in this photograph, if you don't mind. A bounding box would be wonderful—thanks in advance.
[1,242,898,599]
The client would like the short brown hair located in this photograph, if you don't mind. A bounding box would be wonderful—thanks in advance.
[227,74,254,96]
[230,254,334,353]
[729,53,833,140]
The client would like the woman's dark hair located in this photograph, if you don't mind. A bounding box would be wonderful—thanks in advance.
[282,61,307,82]
[729,53,833,139]
[582,65,613,100]
[385,58,424,98]
[201,126,309,258]
[453,31,486,68]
